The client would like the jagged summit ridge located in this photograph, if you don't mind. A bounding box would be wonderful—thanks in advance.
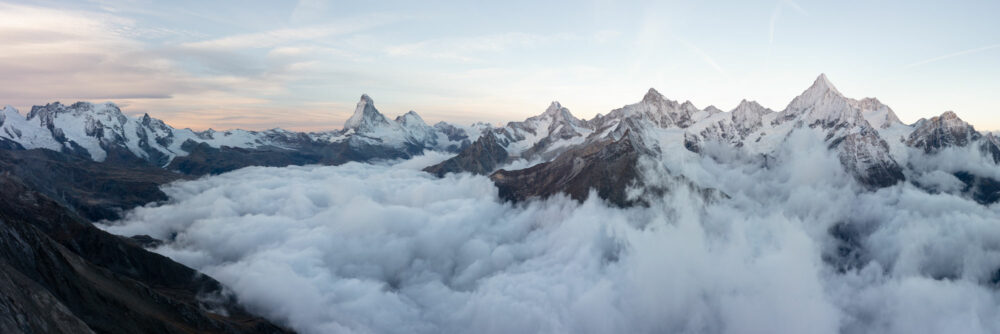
[0,95,472,167]
[907,110,981,152]
[2,74,997,201]
[431,74,982,195]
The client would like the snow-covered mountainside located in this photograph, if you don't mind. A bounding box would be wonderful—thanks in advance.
[428,74,999,206]
[2,74,997,205]
[1,96,473,169]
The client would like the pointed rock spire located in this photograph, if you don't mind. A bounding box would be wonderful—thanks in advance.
[344,94,391,132]
[540,101,583,127]
[642,88,663,103]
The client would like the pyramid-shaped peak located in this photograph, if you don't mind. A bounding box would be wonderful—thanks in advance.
[784,73,850,114]
[542,101,579,121]
[545,101,565,113]
[643,88,663,102]
[345,93,390,131]
[533,101,583,127]
[809,73,841,95]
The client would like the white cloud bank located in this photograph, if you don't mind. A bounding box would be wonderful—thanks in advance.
[101,148,1000,334]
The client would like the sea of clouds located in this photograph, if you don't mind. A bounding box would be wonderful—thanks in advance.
[101,135,1000,334]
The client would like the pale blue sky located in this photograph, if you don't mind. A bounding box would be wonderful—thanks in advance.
[1,0,997,130]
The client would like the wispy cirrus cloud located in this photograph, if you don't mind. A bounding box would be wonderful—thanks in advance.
[769,0,807,46]
[676,37,728,78]
[385,32,579,62]
[0,2,391,131]
[181,14,400,50]
[906,44,1000,68]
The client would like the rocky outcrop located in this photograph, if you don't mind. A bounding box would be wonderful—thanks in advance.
[491,133,642,207]
[0,148,184,221]
[907,111,981,153]
[982,133,1000,164]
[832,129,904,188]
[0,260,95,334]
[424,131,508,177]
[0,173,291,334]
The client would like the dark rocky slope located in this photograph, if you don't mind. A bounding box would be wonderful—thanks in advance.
[0,148,184,221]
[491,133,642,207]
[0,173,291,334]
[424,131,508,177]
[170,138,420,176]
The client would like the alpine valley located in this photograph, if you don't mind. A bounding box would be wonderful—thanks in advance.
[2,75,1000,334]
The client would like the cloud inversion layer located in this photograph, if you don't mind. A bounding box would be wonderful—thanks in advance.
[102,147,1000,334]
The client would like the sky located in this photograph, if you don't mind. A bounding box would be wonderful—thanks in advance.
[1,0,997,131]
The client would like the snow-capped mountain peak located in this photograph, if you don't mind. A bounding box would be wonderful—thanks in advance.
[642,88,660,102]
[538,101,584,128]
[0,105,16,125]
[731,99,772,135]
[680,100,698,112]
[704,105,723,114]
[344,94,391,133]
[396,110,427,127]
[811,73,841,95]
[788,74,846,110]
[856,97,903,129]
[782,74,867,129]
[542,101,565,116]
[906,110,981,153]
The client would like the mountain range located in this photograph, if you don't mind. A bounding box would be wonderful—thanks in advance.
[1,74,998,333]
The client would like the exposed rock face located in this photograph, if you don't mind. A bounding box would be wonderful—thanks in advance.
[907,111,981,152]
[0,148,184,221]
[424,131,508,177]
[832,129,904,188]
[982,133,1000,164]
[0,174,291,334]
[487,101,595,161]
[0,260,95,334]
[491,133,641,207]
